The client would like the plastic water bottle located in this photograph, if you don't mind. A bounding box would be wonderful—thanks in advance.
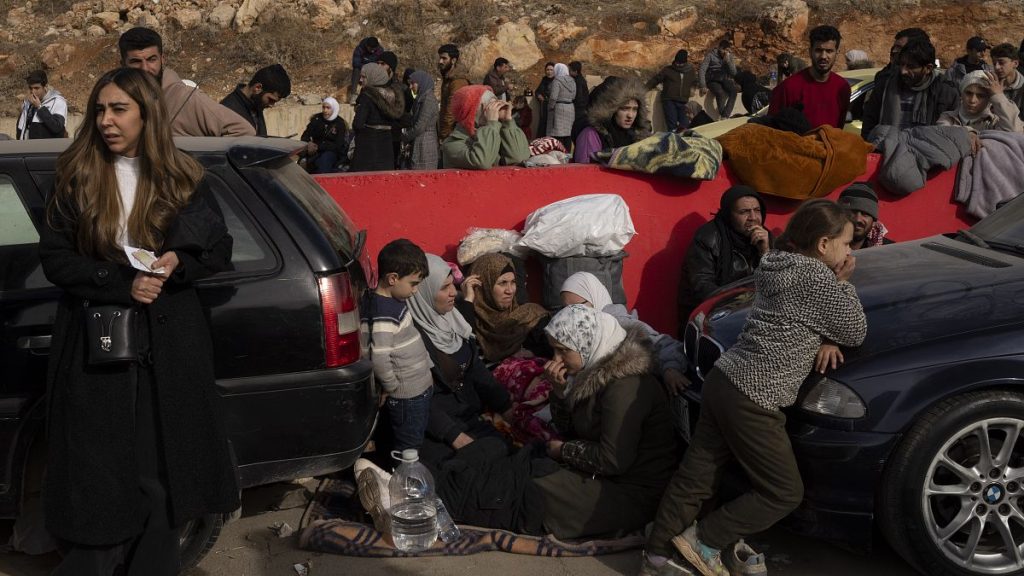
[434,497,461,542]
[769,69,778,88]
[389,449,439,552]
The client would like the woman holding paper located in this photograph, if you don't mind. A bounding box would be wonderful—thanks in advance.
[38,67,237,576]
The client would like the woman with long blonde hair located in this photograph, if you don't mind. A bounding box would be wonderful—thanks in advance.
[40,67,238,575]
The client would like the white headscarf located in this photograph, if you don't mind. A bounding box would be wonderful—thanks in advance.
[545,304,627,369]
[553,63,570,78]
[559,272,613,312]
[322,97,340,121]
[408,254,474,355]
[474,89,497,128]
[958,70,993,124]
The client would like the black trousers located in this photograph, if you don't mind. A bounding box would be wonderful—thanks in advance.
[52,362,180,576]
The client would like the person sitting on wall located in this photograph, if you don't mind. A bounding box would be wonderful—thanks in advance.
[300,97,348,174]
[837,182,894,249]
[441,85,531,170]
[573,77,652,164]
[683,101,715,129]
[677,185,771,333]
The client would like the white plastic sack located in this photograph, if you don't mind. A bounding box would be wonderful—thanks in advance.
[457,227,530,266]
[515,194,636,258]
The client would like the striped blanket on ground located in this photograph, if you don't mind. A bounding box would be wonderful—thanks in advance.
[298,478,643,557]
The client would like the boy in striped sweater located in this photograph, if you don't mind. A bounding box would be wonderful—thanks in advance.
[361,239,434,461]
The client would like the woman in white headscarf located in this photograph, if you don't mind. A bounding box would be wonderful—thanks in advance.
[546,63,577,150]
[407,254,514,467]
[534,304,677,539]
[300,96,348,173]
[560,272,689,395]
[938,70,1024,133]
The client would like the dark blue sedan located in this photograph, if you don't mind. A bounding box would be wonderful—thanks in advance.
[681,195,1024,576]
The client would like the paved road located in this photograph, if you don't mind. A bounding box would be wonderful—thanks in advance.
[0,481,919,576]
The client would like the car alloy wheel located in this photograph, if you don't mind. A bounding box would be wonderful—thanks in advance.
[923,417,1024,574]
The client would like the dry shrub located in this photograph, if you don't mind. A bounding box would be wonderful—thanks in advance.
[366,0,440,73]
[441,0,494,43]
[225,16,342,73]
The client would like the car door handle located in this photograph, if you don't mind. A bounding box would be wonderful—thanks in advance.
[16,335,51,350]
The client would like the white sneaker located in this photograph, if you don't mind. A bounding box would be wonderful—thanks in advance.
[725,539,767,576]
[354,458,392,532]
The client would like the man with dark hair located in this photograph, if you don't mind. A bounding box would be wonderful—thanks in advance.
[945,36,992,86]
[569,61,590,124]
[992,42,1024,120]
[776,52,807,83]
[768,25,851,129]
[16,69,67,140]
[119,26,254,137]
[350,36,384,104]
[379,51,398,79]
[220,64,292,137]
[862,37,958,136]
[677,185,771,333]
[861,27,931,136]
[483,57,512,100]
[699,39,739,119]
[535,62,555,137]
[838,182,893,249]
[437,43,469,143]
[647,49,697,132]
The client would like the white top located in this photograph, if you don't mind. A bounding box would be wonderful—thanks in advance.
[114,155,141,247]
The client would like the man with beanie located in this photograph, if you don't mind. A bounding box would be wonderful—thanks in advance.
[350,37,384,104]
[647,50,697,132]
[440,85,530,170]
[838,182,893,249]
[677,185,771,331]
[438,43,470,145]
[220,64,291,136]
[945,36,992,87]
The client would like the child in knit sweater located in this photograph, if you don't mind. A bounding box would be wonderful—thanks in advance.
[360,239,435,462]
[642,199,867,576]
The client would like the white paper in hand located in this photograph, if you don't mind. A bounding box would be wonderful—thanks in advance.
[124,245,166,275]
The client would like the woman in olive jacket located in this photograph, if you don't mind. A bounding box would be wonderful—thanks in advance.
[39,68,237,574]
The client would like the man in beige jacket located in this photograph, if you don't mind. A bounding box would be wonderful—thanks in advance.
[118,27,255,138]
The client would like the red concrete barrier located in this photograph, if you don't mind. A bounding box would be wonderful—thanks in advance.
[316,154,972,335]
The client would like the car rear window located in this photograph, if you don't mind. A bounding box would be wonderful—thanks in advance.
[268,162,359,258]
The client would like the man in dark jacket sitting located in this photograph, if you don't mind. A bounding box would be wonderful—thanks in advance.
[647,49,697,132]
[861,37,959,138]
[677,185,770,333]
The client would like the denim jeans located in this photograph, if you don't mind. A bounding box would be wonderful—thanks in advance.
[311,151,338,174]
[388,387,433,460]
[662,99,688,132]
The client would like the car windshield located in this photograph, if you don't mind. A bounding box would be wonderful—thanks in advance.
[968,194,1024,246]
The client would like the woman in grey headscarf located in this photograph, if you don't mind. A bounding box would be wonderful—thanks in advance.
[938,70,1024,132]
[407,254,512,466]
[546,63,577,150]
[402,71,440,170]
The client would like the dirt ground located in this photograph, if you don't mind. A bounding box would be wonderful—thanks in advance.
[0,479,919,576]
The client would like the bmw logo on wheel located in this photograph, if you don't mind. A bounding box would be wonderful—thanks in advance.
[984,484,1005,505]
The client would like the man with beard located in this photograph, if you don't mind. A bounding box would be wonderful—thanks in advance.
[991,43,1024,121]
[483,57,513,101]
[768,25,851,129]
[220,64,292,137]
[647,49,697,132]
[862,38,959,136]
[838,183,893,249]
[119,27,254,137]
[861,28,933,137]
[438,43,470,144]
[677,185,771,333]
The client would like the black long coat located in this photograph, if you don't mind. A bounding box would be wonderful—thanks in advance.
[39,178,240,545]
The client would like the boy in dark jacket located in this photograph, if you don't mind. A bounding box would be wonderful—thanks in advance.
[647,50,697,132]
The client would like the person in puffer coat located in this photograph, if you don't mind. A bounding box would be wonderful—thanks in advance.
[642,199,867,576]
[573,77,652,164]
[547,63,577,150]
[352,62,406,172]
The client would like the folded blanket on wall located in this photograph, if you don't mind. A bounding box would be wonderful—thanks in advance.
[868,124,972,196]
[716,123,874,200]
[955,131,1024,219]
[597,132,723,180]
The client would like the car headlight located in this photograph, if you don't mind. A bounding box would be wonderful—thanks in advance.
[800,377,866,419]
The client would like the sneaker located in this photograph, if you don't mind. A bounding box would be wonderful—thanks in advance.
[354,458,391,532]
[724,540,767,576]
[639,551,697,575]
[671,524,730,576]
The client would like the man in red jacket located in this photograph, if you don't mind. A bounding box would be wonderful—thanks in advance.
[768,25,851,130]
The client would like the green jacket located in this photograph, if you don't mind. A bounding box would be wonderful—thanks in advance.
[533,328,678,538]
[441,120,531,170]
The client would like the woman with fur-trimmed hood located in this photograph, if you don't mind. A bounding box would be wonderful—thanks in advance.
[572,77,652,163]
[352,62,406,172]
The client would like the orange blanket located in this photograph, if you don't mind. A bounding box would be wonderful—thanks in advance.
[717,123,874,200]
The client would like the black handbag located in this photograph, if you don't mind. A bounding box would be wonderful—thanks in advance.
[85,303,139,365]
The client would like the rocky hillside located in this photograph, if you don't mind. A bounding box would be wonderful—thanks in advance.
[2,0,1023,116]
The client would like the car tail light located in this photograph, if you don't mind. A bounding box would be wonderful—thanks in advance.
[318,273,361,367]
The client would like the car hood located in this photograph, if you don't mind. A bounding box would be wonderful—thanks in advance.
[703,235,1024,361]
